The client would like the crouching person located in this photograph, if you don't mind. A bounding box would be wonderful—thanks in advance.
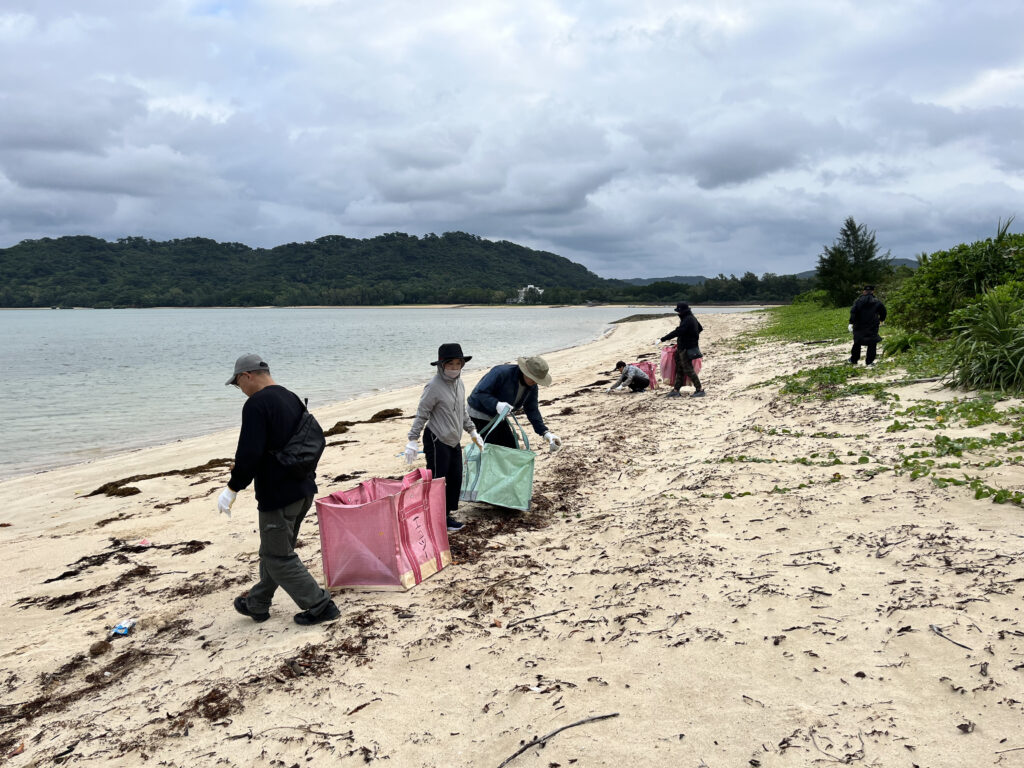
[219,354,340,626]
[607,361,650,393]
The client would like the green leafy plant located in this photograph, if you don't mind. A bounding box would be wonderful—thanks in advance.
[948,284,1024,393]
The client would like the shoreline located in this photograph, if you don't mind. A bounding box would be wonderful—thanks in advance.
[0,306,767,483]
[0,315,674,528]
[0,312,627,484]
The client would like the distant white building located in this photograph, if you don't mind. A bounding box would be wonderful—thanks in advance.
[509,284,544,304]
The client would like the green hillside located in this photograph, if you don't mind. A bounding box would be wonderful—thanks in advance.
[0,231,816,307]
[0,232,609,307]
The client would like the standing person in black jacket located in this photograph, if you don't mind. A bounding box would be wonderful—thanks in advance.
[660,302,705,398]
[848,285,887,366]
[218,353,340,627]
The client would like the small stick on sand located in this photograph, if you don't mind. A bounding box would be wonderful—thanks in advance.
[496,713,619,768]
[507,609,569,629]
[929,624,973,651]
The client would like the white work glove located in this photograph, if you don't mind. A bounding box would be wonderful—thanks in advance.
[848,324,853,332]
[217,488,237,518]
[404,441,419,465]
[495,401,513,417]
[470,430,484,450]
[543,431,562,453]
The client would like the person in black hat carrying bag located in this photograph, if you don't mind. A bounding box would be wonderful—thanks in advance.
[219,353,340,626]
[404,343,485,532]
[848,285,887,366]
[659,302,706,398]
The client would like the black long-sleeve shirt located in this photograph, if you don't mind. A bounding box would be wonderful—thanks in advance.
[660,313,703,349]
[228,385,317,511]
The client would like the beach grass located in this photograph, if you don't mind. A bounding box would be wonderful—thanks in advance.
[745,302,849,343]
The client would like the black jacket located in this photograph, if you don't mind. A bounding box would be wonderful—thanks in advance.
[660,312,703,350]
[228,385,317,511]
[850,295,887,344]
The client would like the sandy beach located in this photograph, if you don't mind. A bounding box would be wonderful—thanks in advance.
[1,311,1023,767]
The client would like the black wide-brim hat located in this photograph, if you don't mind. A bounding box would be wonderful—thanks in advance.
[431,342,472,366]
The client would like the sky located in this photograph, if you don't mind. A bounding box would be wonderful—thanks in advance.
[1,2,1023,279]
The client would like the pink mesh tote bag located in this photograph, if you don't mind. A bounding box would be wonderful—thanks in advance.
[314,468,451,590]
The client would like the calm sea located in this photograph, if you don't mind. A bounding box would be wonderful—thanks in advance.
[0,306,752,479]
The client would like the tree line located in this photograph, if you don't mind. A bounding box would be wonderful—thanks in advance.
[0,231,815,307]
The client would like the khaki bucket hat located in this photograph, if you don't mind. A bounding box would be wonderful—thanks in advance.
[517,355,552,386]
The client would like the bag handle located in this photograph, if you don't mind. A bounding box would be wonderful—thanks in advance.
[478,410,531,451]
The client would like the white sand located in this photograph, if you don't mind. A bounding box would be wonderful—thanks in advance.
[1,312,1022,767]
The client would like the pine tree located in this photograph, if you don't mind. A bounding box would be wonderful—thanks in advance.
[816,217,892,307]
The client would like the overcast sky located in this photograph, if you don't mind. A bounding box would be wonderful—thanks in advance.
[2,2,1023,279]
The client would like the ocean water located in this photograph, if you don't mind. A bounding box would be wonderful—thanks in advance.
[0,305,752,479]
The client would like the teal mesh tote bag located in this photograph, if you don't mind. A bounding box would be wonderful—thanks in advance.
[460,411,536,511]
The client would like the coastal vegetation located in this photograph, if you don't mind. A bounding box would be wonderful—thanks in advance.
[735,219,1024,508]
[0,232,813,308]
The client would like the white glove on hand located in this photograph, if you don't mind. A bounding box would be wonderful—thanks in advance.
[543,431,562,453]
[495,401,512,417]
[217,488,236,518]
[470,430,485,450]
[848,324,853,332]
[404,441,419,465]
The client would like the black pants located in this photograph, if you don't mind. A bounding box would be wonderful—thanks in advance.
[850,341,877,365]
[628,375,650,392]
[423,427,462,513]
[673,348,702,391]
[471,416,519,449]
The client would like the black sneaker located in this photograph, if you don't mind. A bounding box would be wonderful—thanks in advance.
[691,390,706,398]
[446,515,464,533]
[294,601,341,626]
[234,595,270,623]
[665,390,682,398]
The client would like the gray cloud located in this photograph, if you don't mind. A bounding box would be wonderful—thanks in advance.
[1,1,1023,279]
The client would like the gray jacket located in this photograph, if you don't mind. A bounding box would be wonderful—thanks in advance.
[408,372,476,448]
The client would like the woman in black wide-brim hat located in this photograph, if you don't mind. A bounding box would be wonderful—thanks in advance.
[404,343,485,532]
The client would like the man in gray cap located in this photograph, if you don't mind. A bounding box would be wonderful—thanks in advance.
[219,353,339,626]
[467,355,562,452]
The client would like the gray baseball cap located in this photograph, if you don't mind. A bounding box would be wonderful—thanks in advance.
[226,353,270,385]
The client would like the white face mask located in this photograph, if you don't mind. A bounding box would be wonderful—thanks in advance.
[443,368,461,379]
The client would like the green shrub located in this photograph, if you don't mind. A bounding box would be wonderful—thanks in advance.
[792,289,830,306]
[948,284,1024,393]
[888,219,1024,334]
[883,331,931,356]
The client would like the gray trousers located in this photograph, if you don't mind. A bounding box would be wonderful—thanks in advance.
[244,495,332,615]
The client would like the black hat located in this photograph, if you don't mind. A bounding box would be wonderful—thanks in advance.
[431,342,472,366]
[674,302,691,314]
[863,285,875,292]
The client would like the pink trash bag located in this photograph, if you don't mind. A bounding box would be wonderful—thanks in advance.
[659,345,703,387]
[634,360,658,389]
[314,468,451,590]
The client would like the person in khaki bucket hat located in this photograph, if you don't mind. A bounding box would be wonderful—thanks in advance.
[467,355,562,453]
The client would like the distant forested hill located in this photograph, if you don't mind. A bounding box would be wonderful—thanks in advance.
[0,232,815,307]
[0,232,610,307]
[619,275,708,286]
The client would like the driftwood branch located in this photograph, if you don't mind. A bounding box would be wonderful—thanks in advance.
[929,624,973,651]
[507,609,569,629]
[496,713,620,768]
